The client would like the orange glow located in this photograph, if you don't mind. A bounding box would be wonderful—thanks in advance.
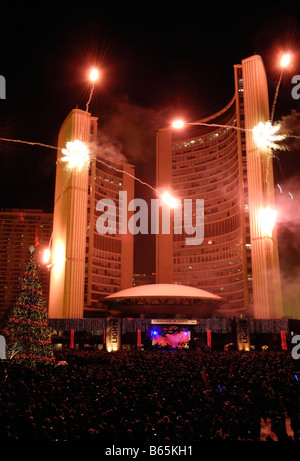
[280,53,291,68]
[172,120,185,129]
[61,140,91,171]
[43,248,51,264]
[258,207,277,237]
[89,68,99,82]
[51,242,65,272]
[161,191,179,208]
[252,121,287,155]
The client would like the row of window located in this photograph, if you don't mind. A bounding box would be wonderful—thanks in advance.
[172,118,237,152]
[173,241,243,258]
[172,247,242,264]
[91,266,121,279]
[91,275,121,286]
[91,283,120,294]
[172,135,238,173]
[93,233,122,253]
[90,258,121,271]
[173,168,240,197]
[173,158,240,192]
[173,150,239,187]
[173,274,245,294]
[92,249,121,261]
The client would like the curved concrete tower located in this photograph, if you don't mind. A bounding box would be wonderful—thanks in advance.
[49,109,92,318]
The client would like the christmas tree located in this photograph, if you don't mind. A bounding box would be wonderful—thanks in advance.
[2,245,54,368]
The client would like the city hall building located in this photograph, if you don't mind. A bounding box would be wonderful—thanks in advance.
[46,55,294,352]
[156,54,282,320]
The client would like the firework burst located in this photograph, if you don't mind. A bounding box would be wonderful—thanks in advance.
[60,140,91,171]
[252,121,288,156]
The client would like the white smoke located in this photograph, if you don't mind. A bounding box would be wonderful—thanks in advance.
[279,110,300,150]
[89,134,127,163]
[275,173,300,319]
[96,96,170,164]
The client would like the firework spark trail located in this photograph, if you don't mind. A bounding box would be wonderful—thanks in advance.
[252,121,288,154]
[0,137,58,150]
[1,120,300,196]
[96,157,158,194]
[190,119,296,185]
[53,153,158,208]
[86,82,95,113]
[85,69,99,113]
[252,121,289,185]
[1,123,300,153]
[189,121,252,133]
[188,121,300,141]
[0,135,158,193]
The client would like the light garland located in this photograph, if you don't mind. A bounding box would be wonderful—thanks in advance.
[2,329,52,344]
[15,301,47,312]
[8,317,48,327]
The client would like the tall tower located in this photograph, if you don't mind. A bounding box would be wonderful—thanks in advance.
[49,109,94,318]
[49,108,135,319]
[235,55,282,318]
[156,55,283,319]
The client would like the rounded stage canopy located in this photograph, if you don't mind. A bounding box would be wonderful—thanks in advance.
[102,283,224,317]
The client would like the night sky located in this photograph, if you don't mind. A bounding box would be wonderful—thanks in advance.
[1,3,300,295]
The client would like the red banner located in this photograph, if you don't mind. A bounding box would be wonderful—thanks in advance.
[207,330,211,349]
[281,330,287,350]
[137,330,141,348]
[70,329,74,349]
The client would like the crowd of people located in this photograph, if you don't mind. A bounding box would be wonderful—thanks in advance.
[0,349,299,442]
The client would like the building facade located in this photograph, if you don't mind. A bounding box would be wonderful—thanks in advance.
[156,55,283,319]
[0,208,53,319]
[48,108,134,319]
[85,142,135,310]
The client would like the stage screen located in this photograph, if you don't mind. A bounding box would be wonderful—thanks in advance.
[151,326,191,349]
